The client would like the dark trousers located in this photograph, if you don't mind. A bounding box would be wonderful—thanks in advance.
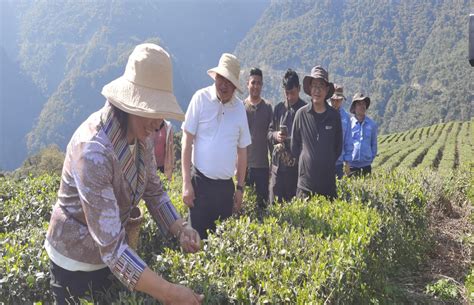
[296,187,312,200]
[269,167,298,204]
[349,165,372,177]
[190,167,234,239]
[296,187,336,201]
[50,260,112,305]
[246,167,269,208]
[335,163,344,180]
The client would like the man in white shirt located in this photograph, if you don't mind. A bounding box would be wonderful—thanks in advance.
[181,53,251,239]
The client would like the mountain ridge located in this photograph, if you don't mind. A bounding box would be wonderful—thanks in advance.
[235,0,473,133]
[1,0,472,171]
[0,0,268,170]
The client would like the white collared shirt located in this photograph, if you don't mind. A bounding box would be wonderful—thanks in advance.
[182,85,251,179]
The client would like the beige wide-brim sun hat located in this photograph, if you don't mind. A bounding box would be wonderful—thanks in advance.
[331,84,346,100]
[350,92,371,114]
[101,43,185,121]
[207,53,243,93]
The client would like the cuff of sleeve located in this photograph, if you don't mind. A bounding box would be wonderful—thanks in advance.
[155,200,180,237]
[112,247,147,291]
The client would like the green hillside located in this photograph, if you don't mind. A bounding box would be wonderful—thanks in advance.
[235,0,473,134]
[2,0,472,171]
[375,119,473,173]
[0,0,268,169]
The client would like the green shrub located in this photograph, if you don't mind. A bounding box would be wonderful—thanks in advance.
[0,174,59,233]
[1,166,469,304]
[13,145,65,179]
[1,227,51,303]
[338,169,429,275]
[426,278,459,302]
[0,174,59,303]
[150,198,381,304]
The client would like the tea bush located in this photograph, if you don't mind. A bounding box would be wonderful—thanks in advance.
[0,174,59,304]
[150,198,381,304]
[0,167,470,304]
[1,174,59,232]
[338,169,429,273]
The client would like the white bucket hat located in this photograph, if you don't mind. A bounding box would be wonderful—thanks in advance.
[207,53,243,93]
[101,43,184,121]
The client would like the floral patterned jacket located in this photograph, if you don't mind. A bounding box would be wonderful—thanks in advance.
[45,102,180,290]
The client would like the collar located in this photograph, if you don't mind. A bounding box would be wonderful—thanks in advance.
[305,101,329,113]
[356,115,366,124]
[101,103,145,205]
[287,98,304,110]
[212,84,237,107]
[245,98,264,109]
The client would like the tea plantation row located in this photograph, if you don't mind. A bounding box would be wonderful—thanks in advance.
[375,120,473,174]
[1,166,471,304]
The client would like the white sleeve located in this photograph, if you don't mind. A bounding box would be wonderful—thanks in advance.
[238,105,252,148]
[181,92,200,135]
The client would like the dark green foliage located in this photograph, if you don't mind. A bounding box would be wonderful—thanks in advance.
[153,199,381,304]
[0,174,59,232]
[0,174,60,304]
[3,165,471,304]
[339,171,429,274]
[235,0,473,134]
[13,144,65,179]
[1,0,268,171]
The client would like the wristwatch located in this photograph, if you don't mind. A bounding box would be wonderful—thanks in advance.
[236,185,244,193]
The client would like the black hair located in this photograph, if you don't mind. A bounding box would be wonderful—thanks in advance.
[282,69,299,90]
[249,67,263,78]
[111,104,129,131]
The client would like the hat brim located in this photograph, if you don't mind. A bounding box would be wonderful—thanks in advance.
[302,76,335,100]
[207,68,243,93]
[101,77,185,121]
[350,97,371,114]
[331,94,346,101]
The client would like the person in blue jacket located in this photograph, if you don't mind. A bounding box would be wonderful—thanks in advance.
[349,93,378,176]
[329,84,353,179]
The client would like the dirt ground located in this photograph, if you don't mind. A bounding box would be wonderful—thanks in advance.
[402,198,473,304]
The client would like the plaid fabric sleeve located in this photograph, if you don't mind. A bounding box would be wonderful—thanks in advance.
[111,247,146,291]
[145,196,180,236]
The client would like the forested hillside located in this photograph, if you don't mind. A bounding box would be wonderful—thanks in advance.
[0,0,268,170]
[1,0,472,171]
[235,0,473,133]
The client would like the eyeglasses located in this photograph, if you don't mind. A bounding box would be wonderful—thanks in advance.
[310,83,327,91]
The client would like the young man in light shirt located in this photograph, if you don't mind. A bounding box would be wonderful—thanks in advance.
[244,68,272,208]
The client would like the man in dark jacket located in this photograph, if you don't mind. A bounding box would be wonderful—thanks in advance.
[268,69,306,203]
[291,66,342,199]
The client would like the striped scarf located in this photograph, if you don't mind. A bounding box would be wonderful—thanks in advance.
[101,104,145,206]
